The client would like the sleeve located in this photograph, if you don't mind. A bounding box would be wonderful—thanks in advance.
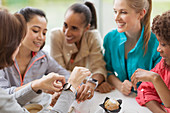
[0,69,17,94]
[0,87,37,113]
[50,28,66,69]
[50,90,75,113]
[103,33,114,77]
[136,82,162,106]
[13,83,41,106]
[45,52,70,81]
[136,62,162,106]
[87,31,107,79]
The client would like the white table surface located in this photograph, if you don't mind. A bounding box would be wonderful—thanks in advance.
[69,89,152,113]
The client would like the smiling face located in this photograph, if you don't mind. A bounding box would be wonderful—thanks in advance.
[63,10,89,44]
[22,15,47,52]
[113,0,143,33]
[157,36,170,66]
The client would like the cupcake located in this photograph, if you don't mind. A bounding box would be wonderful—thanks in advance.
[99,97,122,113]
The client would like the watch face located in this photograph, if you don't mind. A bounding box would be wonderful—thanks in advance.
[63,83,71,90]
[92,78,98,82]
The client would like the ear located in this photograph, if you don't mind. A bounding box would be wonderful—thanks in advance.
[84,24,91,32]
[139,9,146,20]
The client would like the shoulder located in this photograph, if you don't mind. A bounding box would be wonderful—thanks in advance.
[85,29,101,39]
[104,29,120,43]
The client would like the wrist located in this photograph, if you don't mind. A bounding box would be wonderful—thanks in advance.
[67,79,78,89]
[86,78,98,89]
[31,80,41,92]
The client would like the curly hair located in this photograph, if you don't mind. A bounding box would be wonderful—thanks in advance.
[151,10,170,43]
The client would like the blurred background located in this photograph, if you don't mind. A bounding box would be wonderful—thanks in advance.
[1,0,170,52]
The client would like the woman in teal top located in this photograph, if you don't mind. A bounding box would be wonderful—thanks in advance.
[103,0,161,95]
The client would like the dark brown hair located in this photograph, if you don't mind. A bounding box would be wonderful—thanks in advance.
[127,0,152,54]
[152,10,170,43]
[17,7,47,49]
[0,11,26,69]
[66,1,97,29]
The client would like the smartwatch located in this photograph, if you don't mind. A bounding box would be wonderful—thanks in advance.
[63,83,77,95]
[87,78,98,89]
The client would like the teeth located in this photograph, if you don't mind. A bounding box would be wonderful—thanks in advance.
[117,23,125,27]
[66,36,73,40]
[34,42,41,46]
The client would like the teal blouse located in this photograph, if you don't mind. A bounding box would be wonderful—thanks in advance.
[103,26,161,85]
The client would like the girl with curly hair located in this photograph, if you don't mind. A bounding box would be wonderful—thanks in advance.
[131,10,170,113]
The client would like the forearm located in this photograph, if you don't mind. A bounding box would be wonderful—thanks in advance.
[152,75,170,108]
[146,100,166,113]
[92,73,105,85]
[108,75,122,91]
[13,83,40,106]
[15,83,30,92]
[51,90,75,113]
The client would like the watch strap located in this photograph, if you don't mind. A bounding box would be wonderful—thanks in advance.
[86,78,98,89]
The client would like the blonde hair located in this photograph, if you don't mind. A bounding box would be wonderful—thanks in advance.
[127,0,152,54]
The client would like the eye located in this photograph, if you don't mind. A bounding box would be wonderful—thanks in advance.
[113,10,117,14]
[161,43,166,46]
[43,32,46,36]
[72,26,78,30]
[64,22,68,28]
[32,29,38,33]
[121,11,127,14]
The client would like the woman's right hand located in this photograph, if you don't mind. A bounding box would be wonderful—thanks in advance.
[67,66,91,89]
[121,80,132,95]
[31,72,66,93]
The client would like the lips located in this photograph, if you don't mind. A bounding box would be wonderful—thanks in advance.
[117,22,126,28]
[33,42,42,47]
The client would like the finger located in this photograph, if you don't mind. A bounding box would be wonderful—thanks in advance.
[43,90,54,94]
[53,82,63,89]
[76,85,84,100]
[53,75,66,85]
[78,86,90,101]
[87,89,94,99]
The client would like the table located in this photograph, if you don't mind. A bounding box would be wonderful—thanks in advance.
[69,89,152,113]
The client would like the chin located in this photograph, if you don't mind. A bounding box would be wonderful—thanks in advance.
[117,29,125,33]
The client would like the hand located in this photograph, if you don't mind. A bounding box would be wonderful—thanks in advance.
[76,83,94,103]
[131,68,158,90]
[121,80,132,95]
[95,82,115,93]
[50,92,61,107]
[31,72,65,93]
[68,66,91,89]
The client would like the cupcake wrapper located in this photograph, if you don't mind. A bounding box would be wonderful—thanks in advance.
[99,97,122,113]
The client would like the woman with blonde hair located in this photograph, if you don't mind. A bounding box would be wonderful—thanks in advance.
[104,0,161,95]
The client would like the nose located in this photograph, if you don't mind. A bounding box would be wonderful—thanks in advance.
[37,33,45,40]
[157,44,162,53]
[115,13,120,21]
[64,28,71,37]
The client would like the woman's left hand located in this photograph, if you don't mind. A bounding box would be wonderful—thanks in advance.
[76,83,95,103]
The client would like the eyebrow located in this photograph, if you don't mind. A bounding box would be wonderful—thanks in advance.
[32,25,47,31]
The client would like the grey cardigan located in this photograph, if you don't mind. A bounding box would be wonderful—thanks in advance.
[0,50,70,94]
[0,83,75,113]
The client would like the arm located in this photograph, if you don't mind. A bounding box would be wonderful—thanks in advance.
[50,28,66,69]
[45,51,70,81]
[131,68,170,108]
[51,67,91,113]
[87,30,106,86]
[0,73,66,113]
[0,69,18,94]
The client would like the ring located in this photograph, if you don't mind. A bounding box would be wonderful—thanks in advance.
[88,90,91,94]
